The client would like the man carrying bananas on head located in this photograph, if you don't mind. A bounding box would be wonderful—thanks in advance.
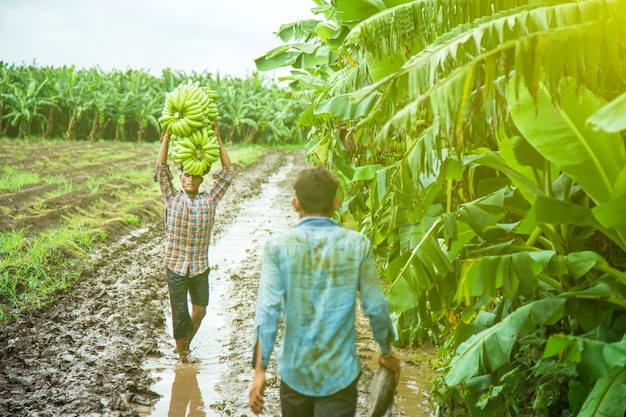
[154,120,233,362]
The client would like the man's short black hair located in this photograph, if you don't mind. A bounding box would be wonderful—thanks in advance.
[293,167,339,215]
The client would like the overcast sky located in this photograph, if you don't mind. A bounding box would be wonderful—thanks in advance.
[0,0,316,79]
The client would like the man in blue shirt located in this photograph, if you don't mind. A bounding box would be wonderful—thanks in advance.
[248,166,400,417]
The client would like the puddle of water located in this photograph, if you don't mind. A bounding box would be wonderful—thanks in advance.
[140,160,297,417]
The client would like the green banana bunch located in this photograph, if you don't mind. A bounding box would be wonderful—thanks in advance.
[168,126,221,176]
[158,80,221,137]
[158,79,222,175]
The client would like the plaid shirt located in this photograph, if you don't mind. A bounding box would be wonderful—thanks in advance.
[155,161,234,276]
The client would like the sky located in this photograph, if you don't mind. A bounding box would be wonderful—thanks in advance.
[0,0,317,79]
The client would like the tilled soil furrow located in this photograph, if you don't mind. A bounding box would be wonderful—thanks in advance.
[0,149,293,417]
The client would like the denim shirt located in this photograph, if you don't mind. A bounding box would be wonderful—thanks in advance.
[252,216,395,396]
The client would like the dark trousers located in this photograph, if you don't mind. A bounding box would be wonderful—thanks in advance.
[165,268,209,340]
[280,376,359,417]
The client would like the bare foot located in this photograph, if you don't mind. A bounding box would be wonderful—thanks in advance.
[174,338,191,362]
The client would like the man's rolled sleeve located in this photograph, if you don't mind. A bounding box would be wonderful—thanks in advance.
[155,162,175,204]
[209,167,234,202]
[213,166,234,181]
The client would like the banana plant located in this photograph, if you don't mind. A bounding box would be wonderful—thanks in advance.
[1,70,56,139]
[254,0,626,414]
[0,62,10,135]
[85,68,113,141]
[507,77,626,250]
[124,69,163,142]
[51,66,92,140]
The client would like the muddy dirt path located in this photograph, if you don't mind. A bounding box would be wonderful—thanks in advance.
[0,149,436,417]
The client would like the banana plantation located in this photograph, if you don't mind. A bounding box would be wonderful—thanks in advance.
[254,0,626,416]
[2,0,625,415]
[0,63,308,145]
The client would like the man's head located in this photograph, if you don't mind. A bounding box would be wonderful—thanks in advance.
[180,170,204,196]
[292,167,340,217]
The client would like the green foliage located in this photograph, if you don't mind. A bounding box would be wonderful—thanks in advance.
[255,0,626,415]
[0,63,310,145]
[0,165,40,192]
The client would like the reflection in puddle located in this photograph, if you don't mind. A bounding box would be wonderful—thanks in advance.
[167,365,205,417]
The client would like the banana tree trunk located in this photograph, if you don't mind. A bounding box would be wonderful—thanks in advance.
[44,108,55,139]
[88,116,98,141]
[64,115,76,140]
[18,117,29,139]
[243,127,256,145]
[115,123,125,141]
[137,124,145,143]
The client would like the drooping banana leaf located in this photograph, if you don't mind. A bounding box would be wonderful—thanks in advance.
[445,297,567,386]
[313,91,381,119]
[365,0,626,147]
[508,77,626,205]
[456,251,552,305]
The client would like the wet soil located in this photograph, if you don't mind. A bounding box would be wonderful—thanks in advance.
[0,148,437,417]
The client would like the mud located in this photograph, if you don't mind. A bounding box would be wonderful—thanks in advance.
[0,148,436,417]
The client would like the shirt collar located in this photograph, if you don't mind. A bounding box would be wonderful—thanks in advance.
[295,216,339,228]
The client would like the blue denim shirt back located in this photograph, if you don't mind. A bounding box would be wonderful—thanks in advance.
[252,216,395,396]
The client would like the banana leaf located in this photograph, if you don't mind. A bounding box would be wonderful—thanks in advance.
[579,365,626,417]
[586,91,626,133]
[509,77,626,205]
[543,334,626,417]
[313,91,381,120]
[445,297,567,386]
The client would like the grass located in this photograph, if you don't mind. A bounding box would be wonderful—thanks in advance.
[0,139,278,323]
[226,146,270,167]
[0,166,40,192]
[44,178,74,198]
[0,223,97,318]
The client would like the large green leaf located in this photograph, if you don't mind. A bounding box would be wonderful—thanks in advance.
[457,251,548,304]
[313,91,381,119]
[333,0,391,24]
[542,334,626,416]
[255,47,303,71]
[543,335,626,378]
[351,163,384,181]
[566,251,626,284]
[525,196,593,226]
[593,193,626,229]
[445,297,567,386]
[586,91,626,133]
[509,77,626,204]
[578,365,626,417]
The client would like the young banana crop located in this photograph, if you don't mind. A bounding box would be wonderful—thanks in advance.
[158,80,221,175]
